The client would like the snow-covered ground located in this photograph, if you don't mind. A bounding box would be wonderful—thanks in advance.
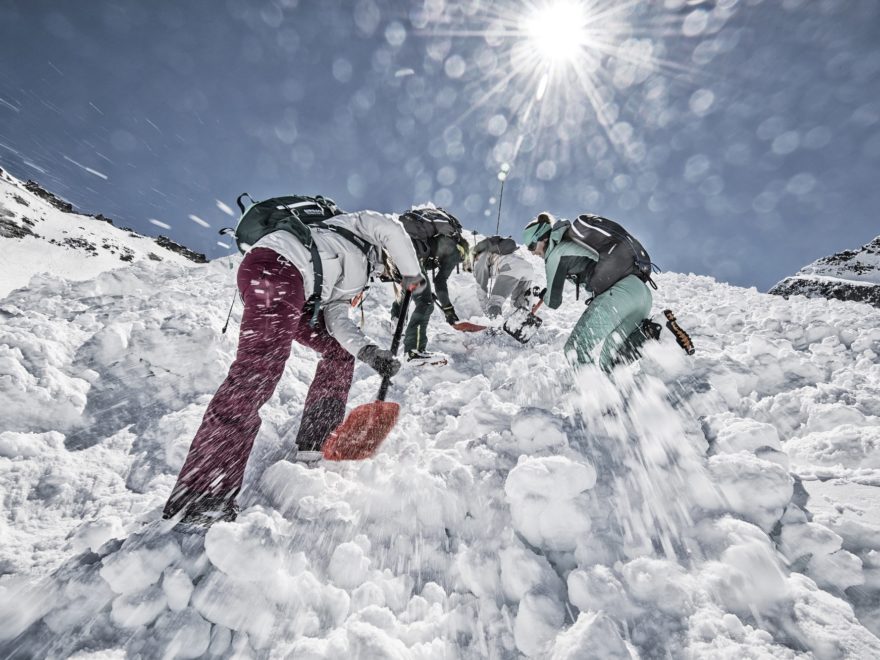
[0,167,203,298]
[1,232,880,657]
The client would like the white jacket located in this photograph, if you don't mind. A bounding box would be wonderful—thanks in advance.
[252,210,420,356]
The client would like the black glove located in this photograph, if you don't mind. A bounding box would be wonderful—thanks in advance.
[441,304,459,325]
[400,274,427,294]
[357,344,401,377]
[532,286,547,300]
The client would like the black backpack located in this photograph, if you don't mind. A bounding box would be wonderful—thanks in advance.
[474,235,518,256]
[398,208,464,260]
[563,214,656,296]
[230,194,342,253]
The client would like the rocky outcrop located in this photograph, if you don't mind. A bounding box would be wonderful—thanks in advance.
[770,236,880,308]
[155,236,208,263]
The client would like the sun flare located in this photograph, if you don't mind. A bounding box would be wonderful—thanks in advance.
[522,1,590,66]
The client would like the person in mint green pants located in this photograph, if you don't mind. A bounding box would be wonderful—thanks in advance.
[522,212,653,371]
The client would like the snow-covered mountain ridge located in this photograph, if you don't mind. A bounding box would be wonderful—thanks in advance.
[0,166,205,298]
[770,235,880,307]
[1,213,880,657]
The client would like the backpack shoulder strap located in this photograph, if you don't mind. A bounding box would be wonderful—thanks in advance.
[316,221,372,256]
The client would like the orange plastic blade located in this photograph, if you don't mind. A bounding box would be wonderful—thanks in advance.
[452,321,487,333]
[322,401,400,461]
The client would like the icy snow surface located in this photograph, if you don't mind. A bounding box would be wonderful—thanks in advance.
[2,242,880,658]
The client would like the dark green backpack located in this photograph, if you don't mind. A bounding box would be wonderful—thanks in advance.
[230,194,342,253]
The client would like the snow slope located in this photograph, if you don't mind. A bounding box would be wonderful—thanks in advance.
[1,240,880,657]
[770,235,880,307]
[0,167,205,298]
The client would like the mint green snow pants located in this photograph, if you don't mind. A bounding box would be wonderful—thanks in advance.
[565,275,653,371]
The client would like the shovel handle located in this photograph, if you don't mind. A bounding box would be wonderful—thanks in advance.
[377,288,412,401]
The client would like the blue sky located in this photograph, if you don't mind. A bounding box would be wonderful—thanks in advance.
[1,0,878,290]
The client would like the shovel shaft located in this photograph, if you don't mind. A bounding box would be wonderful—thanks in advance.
[377,288,412,401]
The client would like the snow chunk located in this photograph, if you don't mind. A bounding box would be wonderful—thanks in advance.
[509,409,568,453]
[499,544,565,603]
[504,456,596,551]
[779,522,843,562]
[568,566,633,620]
[329,541,371,589]
[707,453,793,531]
[708,415,782,454]
[100,536,182,594]
[151,609,212,659]
[514,589,565,657]
[621,558,695,615]
[550,611,634,659]
[162,567,194,612]
[110,585,167,628]
[204,512,301,582]
[786,425,880,470]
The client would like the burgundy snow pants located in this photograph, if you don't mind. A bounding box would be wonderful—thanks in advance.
[163,248,354,516]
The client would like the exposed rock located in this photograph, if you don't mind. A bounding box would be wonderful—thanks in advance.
[769,236,880,308]
[23,180,75,214]
[155,236,208,263]
[0,217,36,239]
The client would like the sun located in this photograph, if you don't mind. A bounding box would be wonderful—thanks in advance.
[522,1,591,67]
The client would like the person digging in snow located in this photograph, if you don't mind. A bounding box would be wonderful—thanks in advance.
[390,206,470,366]
[467,235,535,319]
[163,202,424,527]
[522,211,657,371]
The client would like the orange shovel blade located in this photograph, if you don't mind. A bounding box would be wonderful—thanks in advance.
[452,321,487,333]
[322,401,400,461]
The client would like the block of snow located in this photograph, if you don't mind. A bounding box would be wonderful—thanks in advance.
[499,544,565,604]
[807,550,865,591]
[707,453,793,532]
[110,585,167,628]
[621,558,694,616]
[778,522,843,562]
[150,609,212,659]
[328,541,372,589]
[100,536,182,594]
[514,588,565,657]
[509,409,568,453]
[786,425,880,470]
[710,416,782,455]
[162,567,194,612]
[567,566,634,620]
[504,456,596,551]
[203,512,296,583]
[550,611,634,660]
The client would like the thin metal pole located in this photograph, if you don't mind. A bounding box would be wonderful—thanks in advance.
[495,176,505,235]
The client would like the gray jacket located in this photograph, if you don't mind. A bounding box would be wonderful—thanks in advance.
[252,210,421,356]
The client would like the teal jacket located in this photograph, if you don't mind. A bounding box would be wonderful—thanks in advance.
[542,223,599,309]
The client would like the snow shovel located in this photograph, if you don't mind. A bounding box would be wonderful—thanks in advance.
[503,299,543,344]
[432,296,486,332]
[452,321,487,332]
[323,289,412,461]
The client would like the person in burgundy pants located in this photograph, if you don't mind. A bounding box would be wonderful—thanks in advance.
[163,210,423,526]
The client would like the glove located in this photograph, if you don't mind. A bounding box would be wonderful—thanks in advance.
[532,286,547,299]
[442,304,459,325]
[400,274,427,294]
[357,344,401,377]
